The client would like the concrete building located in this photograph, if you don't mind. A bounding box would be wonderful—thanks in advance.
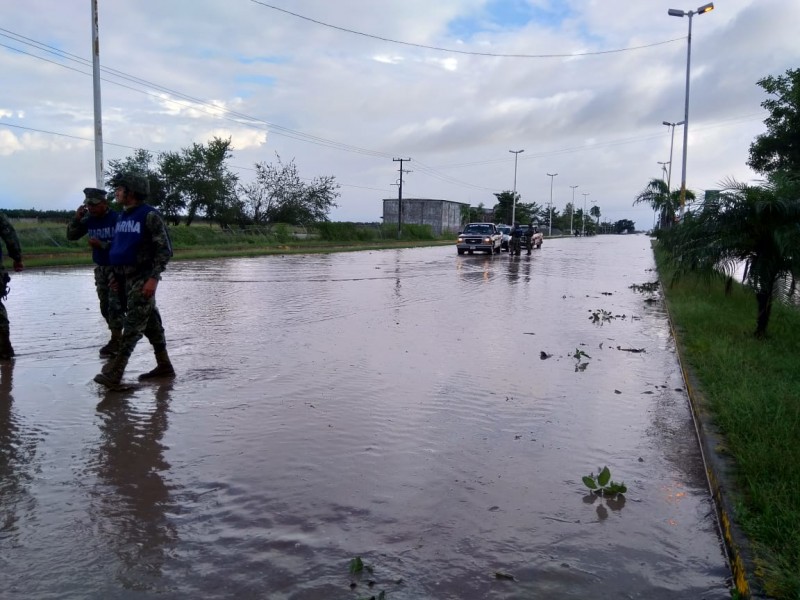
[382,198,469,236]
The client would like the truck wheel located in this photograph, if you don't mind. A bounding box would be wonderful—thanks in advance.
[457,248,465,255]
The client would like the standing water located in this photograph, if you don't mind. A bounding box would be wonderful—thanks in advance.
[1,235,730,598]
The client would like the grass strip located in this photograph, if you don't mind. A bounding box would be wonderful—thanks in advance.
[655,246,800,599]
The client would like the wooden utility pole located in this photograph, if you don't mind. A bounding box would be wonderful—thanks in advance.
[393,158,411,239]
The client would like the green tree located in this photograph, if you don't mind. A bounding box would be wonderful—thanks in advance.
[106,149,167,209]
[590,204,601,226]
[634,178,695,230]
[748,68,800,176]
[493,191,514,223]
[240,154,339,226]
[158,137,239,226]
[613,219,636,234]
[660,174,800,338]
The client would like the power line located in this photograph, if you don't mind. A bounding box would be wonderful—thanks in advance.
[249,1,684,58]
[0,29,391,158]
[1,27,502,192]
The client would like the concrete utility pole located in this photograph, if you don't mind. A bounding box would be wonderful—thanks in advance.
[582,192,590,237]
[393,158,411,239]
[509,150,524,225]
[569,185,578,235]
[546,173,557,236]
[91,0,104,188]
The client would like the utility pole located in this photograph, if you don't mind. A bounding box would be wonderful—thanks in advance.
[393,158,411,239]
[91,0,104,188]
[546,173,557,236]
[581,193,590,237]
[569,185,578,235]
[509,150,524,225]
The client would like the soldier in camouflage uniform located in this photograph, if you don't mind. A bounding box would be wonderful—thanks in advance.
[67,188,122,356]
[0,213,24,360]
[93,172,175,387]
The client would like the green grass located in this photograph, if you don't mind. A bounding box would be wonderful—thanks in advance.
[10,220,450,268]
[655,246,800,599]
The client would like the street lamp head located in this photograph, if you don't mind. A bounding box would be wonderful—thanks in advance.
[697,2,714,14]
[668,8,686,17]
[662,120,671,126]
[509,149,524,154]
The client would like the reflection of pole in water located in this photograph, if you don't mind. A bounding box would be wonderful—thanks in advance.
[0,361,38,544]
[91,385,177,589]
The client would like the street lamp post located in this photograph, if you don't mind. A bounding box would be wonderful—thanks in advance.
[546,172,557,236]
[662,120,684,196]
[569,185,578,236]
[509,150,524,225]
[668,2,714,219]
[581,192,589,237]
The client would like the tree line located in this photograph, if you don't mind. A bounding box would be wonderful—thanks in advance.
[636,67,800,338]
[106,138,340,228]
[464,191,634,234]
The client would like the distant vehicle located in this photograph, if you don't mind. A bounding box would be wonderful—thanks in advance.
[497,225,512,251]
[456,223,502,255]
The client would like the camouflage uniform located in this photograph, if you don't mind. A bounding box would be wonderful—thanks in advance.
[0,213,23,359]
[112,209,173,360]
[66,191,123,355]
[93,172,175,387]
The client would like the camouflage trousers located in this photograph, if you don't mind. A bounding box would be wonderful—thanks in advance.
[95,265,124,331]
[0,269,10,332]
[114,270,168,359]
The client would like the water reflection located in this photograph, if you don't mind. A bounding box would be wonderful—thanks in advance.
[90,385,177,591]
[0,361,37,547]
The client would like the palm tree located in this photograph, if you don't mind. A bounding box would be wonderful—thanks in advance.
[590,204,601,227]
[659,174,800,338]
[634,179,696,230]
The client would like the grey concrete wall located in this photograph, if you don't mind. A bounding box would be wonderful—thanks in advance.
[383,198,469,236]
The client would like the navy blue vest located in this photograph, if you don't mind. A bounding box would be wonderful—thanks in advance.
[87,210,118,266]
[109,204,155,266]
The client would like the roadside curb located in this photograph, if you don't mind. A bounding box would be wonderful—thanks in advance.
[661,286,769,599]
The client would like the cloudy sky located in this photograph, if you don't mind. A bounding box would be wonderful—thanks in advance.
[1,0,798,228]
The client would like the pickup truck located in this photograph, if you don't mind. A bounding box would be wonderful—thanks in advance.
[456,223,502,255]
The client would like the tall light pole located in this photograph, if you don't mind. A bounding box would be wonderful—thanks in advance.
[91,0,104,188]
[569,185,578,235]
[546,172,557,236]
[509,150,524,225]
[581,192,589,237]
[668,2,714,220]
[662,120,684,196]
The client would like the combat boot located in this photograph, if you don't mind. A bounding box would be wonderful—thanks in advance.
[138,349,176,381]
[98,329,122,357]
[0,329,13,360]
[93,353,129,387]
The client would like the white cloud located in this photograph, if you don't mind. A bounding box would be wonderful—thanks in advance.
[0,0,798,225]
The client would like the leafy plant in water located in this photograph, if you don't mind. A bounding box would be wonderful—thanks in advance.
[582,466,628,496]
[589,308,615,324]
[349,556,365,575]
[572,348,591,360]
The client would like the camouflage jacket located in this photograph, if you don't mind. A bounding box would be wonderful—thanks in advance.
[0,213,22,266]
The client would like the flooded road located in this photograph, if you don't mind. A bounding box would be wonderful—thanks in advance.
[1,235,731,598]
